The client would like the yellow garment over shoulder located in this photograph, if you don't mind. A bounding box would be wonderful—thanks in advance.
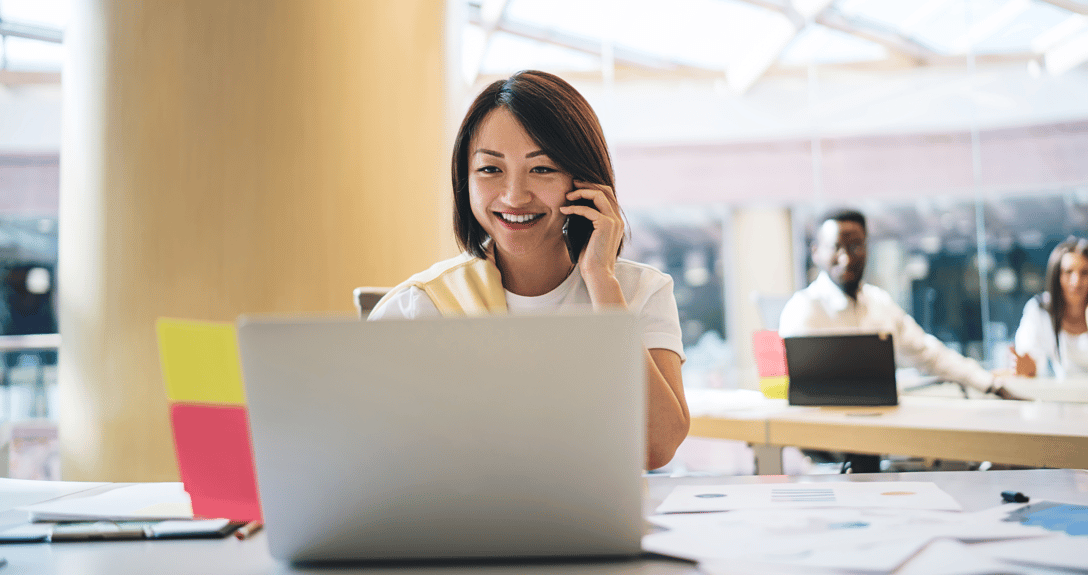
[375,253,507,317]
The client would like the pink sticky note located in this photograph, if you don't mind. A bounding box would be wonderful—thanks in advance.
[752,330,788,378]
[169,403,262,522]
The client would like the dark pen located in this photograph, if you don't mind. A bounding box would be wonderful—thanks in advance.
[1001,491,1029,503]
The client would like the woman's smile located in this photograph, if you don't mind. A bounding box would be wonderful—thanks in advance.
[495,211,545,227]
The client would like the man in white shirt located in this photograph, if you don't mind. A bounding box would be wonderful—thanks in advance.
[779,209,1018,400]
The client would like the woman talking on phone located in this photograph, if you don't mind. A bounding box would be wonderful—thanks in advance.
[368,70,689,469]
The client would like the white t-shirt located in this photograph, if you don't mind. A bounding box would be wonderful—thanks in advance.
[369,258,686,362]
[1014,296,1088,379]
[779,272,995,393]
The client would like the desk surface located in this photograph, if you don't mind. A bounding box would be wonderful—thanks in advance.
[690,393,1088,469]
[1,469,1085,574]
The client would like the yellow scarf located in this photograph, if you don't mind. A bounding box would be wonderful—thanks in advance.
[375,253,507,317]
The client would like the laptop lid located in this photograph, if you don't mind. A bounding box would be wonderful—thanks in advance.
[783,333,898,407]
[237,312,645,563]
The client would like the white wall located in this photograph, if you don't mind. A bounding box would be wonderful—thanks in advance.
[0,84,62,153]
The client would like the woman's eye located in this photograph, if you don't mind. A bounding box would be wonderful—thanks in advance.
[476,166,500,174]
[531,166,558,174]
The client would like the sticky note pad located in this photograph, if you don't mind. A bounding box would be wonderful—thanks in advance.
[759,375,789,399]
[170,403,262,522]
[752,330,788,378]
[157,318,246,405]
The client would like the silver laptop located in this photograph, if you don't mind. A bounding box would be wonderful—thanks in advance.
[237,313,645,563]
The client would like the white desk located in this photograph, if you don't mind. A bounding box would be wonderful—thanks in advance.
[0,469,1084,573]
[689,393,1088,474]
[1001,377,1088,403]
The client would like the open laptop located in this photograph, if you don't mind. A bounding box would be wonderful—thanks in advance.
[236,312,645,563]
[783,333,898,407]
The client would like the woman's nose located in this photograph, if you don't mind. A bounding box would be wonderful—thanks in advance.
[500,173,531,205]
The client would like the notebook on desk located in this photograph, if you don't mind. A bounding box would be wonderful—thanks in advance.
[783,333,898,407]
[236,313,646,563]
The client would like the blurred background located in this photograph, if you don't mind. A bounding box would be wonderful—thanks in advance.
[450,0,1088,389]
[4,0,1088,478]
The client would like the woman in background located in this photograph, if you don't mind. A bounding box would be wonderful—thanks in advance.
[368,70,689,469]
[1011,237,1088,379]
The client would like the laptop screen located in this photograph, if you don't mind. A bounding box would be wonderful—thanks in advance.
[783,333,898,406]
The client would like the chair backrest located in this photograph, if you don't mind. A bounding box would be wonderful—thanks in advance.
[750,291,791,332]
[353,287,390,317]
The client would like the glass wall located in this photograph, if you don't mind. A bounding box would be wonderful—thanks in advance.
[1,0,65,479]
[794,189,1088,368]
[455,0,1088,390]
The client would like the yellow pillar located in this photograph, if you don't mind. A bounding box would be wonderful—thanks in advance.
[60,1,448,481]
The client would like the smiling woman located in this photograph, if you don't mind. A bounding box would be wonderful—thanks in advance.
[368,70,690,469]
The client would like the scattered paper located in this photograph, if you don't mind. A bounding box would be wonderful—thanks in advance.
[896,539,1034,575]
[973,533,1088,572]
[656,481,961,513]
[18,482,192,522]
[0,478,107,514]
[643,507,1046,570]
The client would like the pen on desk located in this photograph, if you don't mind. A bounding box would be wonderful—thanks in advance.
[1001,490,1029,503]
[234,521,263,540]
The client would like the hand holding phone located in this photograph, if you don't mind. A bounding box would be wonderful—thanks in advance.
[562,198,595,265]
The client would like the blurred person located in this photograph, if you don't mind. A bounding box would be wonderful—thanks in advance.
[779,209,1020,400]
[1011,237,1088,379]
[368,70,689,469]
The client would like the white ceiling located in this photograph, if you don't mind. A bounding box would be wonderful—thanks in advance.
[460,0,1088,143]
[464,0,1088,90]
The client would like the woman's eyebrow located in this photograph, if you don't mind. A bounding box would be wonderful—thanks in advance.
[472,149,548,159]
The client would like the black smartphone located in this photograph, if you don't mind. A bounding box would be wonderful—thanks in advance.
[562,198,595,265]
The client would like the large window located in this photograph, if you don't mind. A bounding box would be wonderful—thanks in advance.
[1,0,65,479]
[794,189,1088,367]
[455,0,1088,390]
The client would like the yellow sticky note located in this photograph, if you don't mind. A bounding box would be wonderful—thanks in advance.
[157,318,246,405]
[759,375,789,399]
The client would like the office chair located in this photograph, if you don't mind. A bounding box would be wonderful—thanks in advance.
[353,287,390,318]
[750,291,791,331]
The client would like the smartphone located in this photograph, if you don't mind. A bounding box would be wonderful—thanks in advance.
[562,198,595,265]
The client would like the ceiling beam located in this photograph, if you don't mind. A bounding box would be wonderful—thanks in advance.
[466,4,691,72]
[0,20,64,44]
[469,0,510,84]
[815,8,939,64]
[730,0,807,27]
[734,0,938,63]
[0,69,61,85]
[1038,0,1088,16]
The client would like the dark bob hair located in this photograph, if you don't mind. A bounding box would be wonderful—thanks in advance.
[451,70,621,259]
[1042,236,1088,356]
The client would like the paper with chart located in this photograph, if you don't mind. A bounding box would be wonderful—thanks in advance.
[643,506,1047,569]
[656,481,961,513]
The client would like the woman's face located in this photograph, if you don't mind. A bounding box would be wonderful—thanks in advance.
[468,108,574,260]
[1059,252,1088,306]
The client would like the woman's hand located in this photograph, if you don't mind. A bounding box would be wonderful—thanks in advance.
[1008,345,1037,377]
[559,181,623,287]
